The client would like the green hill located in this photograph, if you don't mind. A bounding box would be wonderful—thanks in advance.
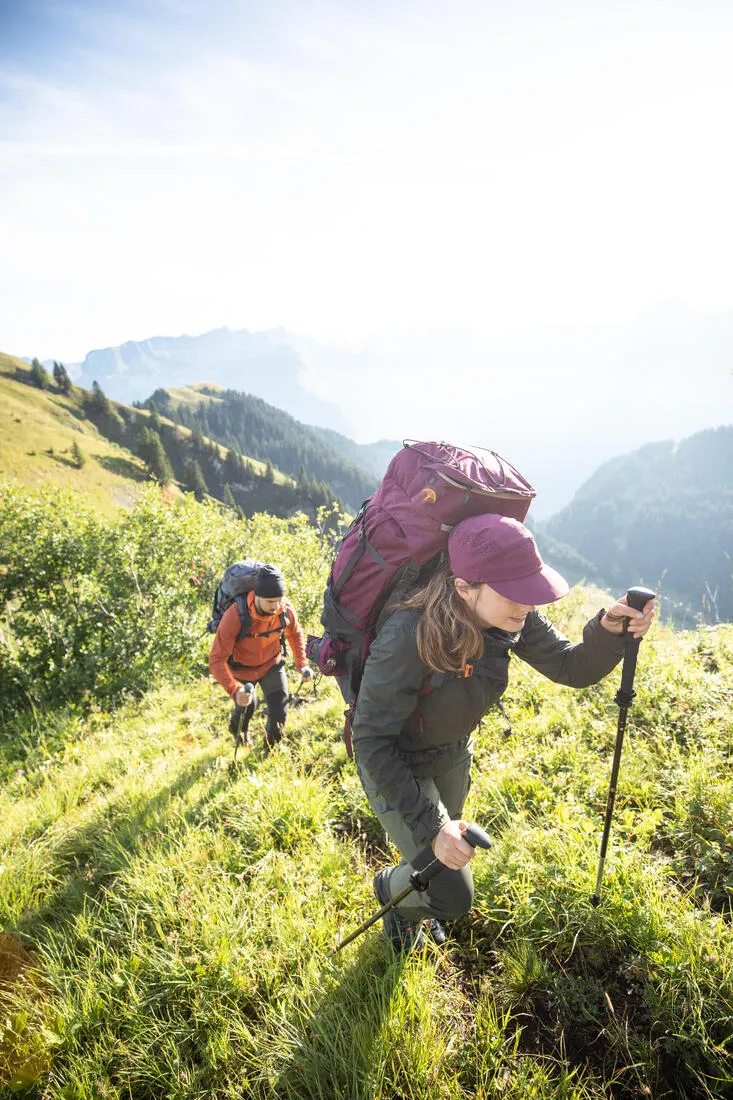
[1,480,733,1097]
[0,352,150,516]
[146,383,380,512]
[0,353,331,522]
[543,426,733,624]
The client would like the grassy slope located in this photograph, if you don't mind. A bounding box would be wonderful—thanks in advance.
[2,369,732,1095]
[1,592,732,1098]
[0,355,293,515]
[162,383,227,406]
[0,354,150,517]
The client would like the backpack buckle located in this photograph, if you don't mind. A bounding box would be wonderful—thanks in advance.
[456,664,473,678]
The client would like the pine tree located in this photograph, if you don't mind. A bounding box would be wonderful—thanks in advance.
[71,440,86,468]
[138,427,174,485]
[30,358,50,389]
[222,483,237,510]
[264,460,275,483]
[91,380,112,415]
[185,458,208,501]
[52,361,72,394]
[147,402,162,433]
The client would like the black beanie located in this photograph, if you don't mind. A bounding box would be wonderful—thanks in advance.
[254,564,286,598]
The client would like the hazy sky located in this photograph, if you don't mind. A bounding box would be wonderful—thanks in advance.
[2,0,733,363]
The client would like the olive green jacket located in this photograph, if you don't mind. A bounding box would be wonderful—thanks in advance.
[352,607,625,845]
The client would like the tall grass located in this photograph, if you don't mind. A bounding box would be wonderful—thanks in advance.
[2,607,733,1098]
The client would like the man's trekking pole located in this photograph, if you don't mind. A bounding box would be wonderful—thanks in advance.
[336,823,492,951]
[233,682,254,762]
[590,586,655,906]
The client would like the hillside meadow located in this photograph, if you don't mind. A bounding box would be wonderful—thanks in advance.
[1,485,733,1098]
[0,355,152,519]
[0,353,299,529]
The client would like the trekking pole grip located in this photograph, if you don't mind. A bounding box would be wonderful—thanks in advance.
[413,823,492,888]
[626,586,655,615]
[616,586,655,705]
[464,823,492,850]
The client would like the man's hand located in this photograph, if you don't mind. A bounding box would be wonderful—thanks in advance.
[234,685,253,707]
[432,820,476,870]
[300,666,314,680]
[601,595,655,638]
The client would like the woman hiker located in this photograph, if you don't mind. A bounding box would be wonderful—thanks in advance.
[209,563,313,751]
[352,513,655,951]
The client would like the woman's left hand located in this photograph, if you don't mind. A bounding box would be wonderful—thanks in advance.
[432,820,476,869]
[601,595,656,638]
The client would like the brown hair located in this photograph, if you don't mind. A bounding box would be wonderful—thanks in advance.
[396,560,484,673]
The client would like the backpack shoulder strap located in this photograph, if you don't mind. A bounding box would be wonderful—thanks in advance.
[234,597,290,650]
[279,609,289,657]
[235,593,252,642]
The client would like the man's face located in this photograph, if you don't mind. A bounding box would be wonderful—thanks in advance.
[255,595,284,615]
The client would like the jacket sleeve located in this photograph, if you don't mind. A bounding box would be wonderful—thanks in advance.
[284,602,307,669]
[352,612,451,846]
[512,609,626,687]
[208,603,243,699]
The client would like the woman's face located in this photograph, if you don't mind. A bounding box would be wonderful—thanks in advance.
[455,579,536,632]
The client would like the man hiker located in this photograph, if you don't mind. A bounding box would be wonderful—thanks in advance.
[208,563,312,750]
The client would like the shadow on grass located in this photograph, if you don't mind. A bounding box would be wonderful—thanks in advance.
[271,938,405,1100]
[12,753,233,946]
[43,452,80,469]
[95,454,148,481]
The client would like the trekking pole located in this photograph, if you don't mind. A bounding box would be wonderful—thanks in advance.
[590,586,655,906]
[233,682,254,762]
[335,823,492,951]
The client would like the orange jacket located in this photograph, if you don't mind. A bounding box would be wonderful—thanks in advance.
[208,591,307,698]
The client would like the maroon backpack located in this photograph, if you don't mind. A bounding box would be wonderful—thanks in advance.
[308,440,536,753]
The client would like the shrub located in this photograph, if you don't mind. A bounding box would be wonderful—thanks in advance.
[0,485,334,716]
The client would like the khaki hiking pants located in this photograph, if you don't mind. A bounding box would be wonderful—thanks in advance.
[356,739,474,924]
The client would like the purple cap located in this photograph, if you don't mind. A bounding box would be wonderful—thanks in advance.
[447,514,569,605]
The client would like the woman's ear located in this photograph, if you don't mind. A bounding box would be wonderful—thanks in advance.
[454,577,472,604]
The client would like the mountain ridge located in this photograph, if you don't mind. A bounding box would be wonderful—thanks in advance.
[38,303,732,516]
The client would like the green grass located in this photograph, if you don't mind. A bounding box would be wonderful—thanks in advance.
[2,609,733,1098]
[0,354,294,517]
[0,354,150,518]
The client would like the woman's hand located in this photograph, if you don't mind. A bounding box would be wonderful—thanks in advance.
[432,820,476,870]
[601,595,656,638]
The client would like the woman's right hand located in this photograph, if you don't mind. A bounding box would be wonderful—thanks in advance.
[235,686,252,707]
[432,820,476,869]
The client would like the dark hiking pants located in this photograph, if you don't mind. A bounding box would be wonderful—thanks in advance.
[232,661,289,742]
[356,740,474,924]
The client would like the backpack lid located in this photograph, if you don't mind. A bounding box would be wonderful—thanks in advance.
[401,440,536,501]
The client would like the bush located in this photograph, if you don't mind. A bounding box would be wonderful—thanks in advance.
[0,485,334,716]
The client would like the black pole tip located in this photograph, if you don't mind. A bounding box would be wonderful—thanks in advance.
[590,894,600,908]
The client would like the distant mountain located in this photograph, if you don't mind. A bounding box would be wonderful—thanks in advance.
[286,302,733,517]
[68,327,351,436]
[542,425,733,623]
[57,303,733,518]
[146,384,380,513]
